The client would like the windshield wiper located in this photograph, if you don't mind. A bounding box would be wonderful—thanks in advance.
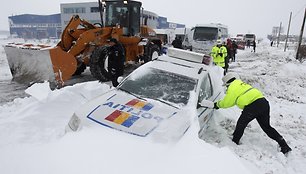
[118,88,146,101]
[152,98,179,109]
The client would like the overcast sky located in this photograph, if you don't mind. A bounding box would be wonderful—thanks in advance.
[1,0,305,38]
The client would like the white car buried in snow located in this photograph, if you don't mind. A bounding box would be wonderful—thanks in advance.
[66,48,223,141]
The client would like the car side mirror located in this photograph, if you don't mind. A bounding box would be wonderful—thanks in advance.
[66,114,81,132]
[199,99,214,108]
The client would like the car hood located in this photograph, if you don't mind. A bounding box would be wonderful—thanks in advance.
[74,89,191,139]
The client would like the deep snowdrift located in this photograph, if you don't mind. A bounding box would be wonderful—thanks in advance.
[0,38,306,174]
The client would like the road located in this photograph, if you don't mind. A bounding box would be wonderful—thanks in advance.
[0,63,140,105]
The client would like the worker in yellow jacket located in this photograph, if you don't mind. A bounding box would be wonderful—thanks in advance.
[211,40,228,75]
[205,73,292,155]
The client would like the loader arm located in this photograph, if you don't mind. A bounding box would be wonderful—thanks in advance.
[59,15,98,51]
[67,28,111,57]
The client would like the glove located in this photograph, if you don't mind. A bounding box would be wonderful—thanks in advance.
[200,100,214,109]
[214,102,219,110]
[218,53,223,57]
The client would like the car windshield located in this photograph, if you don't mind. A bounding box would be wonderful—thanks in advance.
[118,68,197,106]
[245,34,255,38]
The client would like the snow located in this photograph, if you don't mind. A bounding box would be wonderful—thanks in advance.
[1,36,306,174]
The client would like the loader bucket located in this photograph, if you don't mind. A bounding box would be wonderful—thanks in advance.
[4,43,77,86]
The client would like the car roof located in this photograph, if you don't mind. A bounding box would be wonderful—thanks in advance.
[150,48,210,79]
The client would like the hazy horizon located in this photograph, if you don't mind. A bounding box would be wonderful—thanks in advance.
[1,0,305,38]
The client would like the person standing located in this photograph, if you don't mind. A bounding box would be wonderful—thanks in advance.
[107,38,125,87]
[171,36,183,49]
[226,39,233,62]
[223,41,230,74]
[252,40,256,52]
[211,40,228,75]
[232,40,238,62]
[206,73,292,155]
[246,40,251,48]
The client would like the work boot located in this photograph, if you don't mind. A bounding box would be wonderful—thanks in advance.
[278,138,292,155]
[232,137,240,145]
[281,145,292,155]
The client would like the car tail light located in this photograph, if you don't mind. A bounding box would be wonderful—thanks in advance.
[202,55,212,65]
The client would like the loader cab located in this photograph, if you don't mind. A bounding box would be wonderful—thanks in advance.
[104,0,141,36]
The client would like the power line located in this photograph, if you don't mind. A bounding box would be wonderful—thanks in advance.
[293,4,306,19]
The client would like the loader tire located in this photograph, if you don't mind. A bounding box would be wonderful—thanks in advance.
[89,46,110,82]
[144,44,160,63]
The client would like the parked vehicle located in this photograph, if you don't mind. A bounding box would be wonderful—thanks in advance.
[231,37,246,50]
[66,48,223,140]
[4,0,162,87]
[244,34,256,46]
[154,28,176,45]
[154,28,189,45]
[182,23,228,54]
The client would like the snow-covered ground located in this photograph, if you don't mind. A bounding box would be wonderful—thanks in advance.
[0,36,306,174]
[203,42,306,174]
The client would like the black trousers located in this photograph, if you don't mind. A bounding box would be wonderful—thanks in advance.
[232,53,236,62]
[110,70,124,87]
[222,67,227,75]
[232,98,283,144]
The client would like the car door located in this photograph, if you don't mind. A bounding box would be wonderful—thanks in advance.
[197,73,215,134]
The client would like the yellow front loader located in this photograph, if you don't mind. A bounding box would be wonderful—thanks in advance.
[4,0,162,87]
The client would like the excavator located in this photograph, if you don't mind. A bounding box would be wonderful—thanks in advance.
[4,0,162,87]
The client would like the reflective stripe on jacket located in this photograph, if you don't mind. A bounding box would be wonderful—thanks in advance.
[217,79,264,109]
[211,45,227,67]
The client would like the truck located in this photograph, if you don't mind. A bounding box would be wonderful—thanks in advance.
[4,0,162,87]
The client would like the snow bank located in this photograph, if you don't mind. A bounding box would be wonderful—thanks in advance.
[1,40,306,174]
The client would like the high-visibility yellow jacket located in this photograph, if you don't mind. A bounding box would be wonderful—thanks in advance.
[216,79,264,109]
[211,45,227,67]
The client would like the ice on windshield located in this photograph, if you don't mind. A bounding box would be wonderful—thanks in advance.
[119,68,197,106]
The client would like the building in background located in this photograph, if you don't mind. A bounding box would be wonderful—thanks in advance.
[141,9,159,28]
[60,2,160,29]
[60,2,102,29]
[267,26,304,43]
[8,14,61,39]
[60,2,184,30]
[8,1,185,39]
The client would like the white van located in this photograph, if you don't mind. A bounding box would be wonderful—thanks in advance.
[182,23,228,54]
[244,34,256,46]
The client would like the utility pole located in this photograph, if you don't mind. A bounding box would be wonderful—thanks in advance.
[277,22,282,47]
[284,12,292,52]
[296,8,306,61]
